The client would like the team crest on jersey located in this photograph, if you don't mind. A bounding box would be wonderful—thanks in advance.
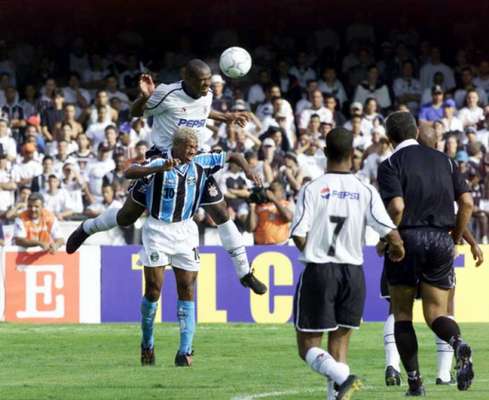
[150,252,159,263]
[207,184,218,197]
[187,176,196,185]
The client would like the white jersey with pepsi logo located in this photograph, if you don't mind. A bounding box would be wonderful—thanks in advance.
[144,81,213,150]
[291,172,395,265]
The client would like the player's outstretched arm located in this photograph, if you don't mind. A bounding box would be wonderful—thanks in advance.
[209,110,249,128]
[227,152,262,187]
[131,74,156,117]
[125,159,180,179]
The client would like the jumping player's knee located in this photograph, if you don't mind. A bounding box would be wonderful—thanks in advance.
[176,281,194,301]
[144,286,161,302]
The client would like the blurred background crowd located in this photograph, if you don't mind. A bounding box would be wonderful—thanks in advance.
[0,1,488,245]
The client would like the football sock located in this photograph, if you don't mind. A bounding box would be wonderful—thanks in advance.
[384,313,401,371]
[83,207,119,235]
[140,296,158,349]
[305,347,350,385]
[217,220,251,278]
[327,377,337,400]
[394,321,419,375]
[431,316,462,351]
[177,300,195,355]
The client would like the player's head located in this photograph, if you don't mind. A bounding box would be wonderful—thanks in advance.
[27,192,44,219]
[385,111,418,146]
[418,125,437,149]
[325,127,353,164]
[172,127,198,163]
[184,59,212,98]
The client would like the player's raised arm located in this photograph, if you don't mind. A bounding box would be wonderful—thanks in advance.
[124,159,180,179]
[131,74,156,117]
[226,152,262,186]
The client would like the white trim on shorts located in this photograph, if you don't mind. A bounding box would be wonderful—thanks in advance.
[199,198,225,206]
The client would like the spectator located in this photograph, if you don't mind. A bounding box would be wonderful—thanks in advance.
[61,161,85,215]
[211,74,232,113]
[62,103,84,137]
[86,105,112,149]
[38,77,57,112]
[247,69,271,110]
[5,185,31,221]
[13,192,64,253]
[454,67,487,108]
[296,136,326,179]
[219,160,250,231]
[324,94,346,127]
[467,170,487,243]
[83,90,117,126]
[103,153,130,200]
[0,153,16,218]
[19,84,39,118]
[40,89,64,142]
[31,155,55,193]
[271,59,302,105]
[295,79,319,118]
[246,181,293,245]
[85,143,115,203]
[474,59,489,96]
[129,118,151,147]
[289,51,317,88]
[1,86,26,137]
[245,150,273,186]
[277,152,304,197]
[298,90,333,134]
[445,135,459,160]
[52,140,73,177]
[105,74,130,110]
[11,143,42,186]
[318,66,348,107]
[43,174,74,221]
[362,97,385,136]
[360,137,392,186]
[62,71,90,116]
[441,99,463,133]
[457,89,484,129]
[353,65,392,111]
[71,133,95,175]
[418,85,445,124]
[85,183,123,217]
[393,60,422,113]
[419,46,456,90]
[0,118,17,161]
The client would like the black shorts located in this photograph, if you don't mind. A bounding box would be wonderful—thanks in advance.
[385,228,455,290]
[200,175,224,206]
[294,262,366,332]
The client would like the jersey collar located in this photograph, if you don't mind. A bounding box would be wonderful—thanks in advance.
[392,139,419,155]
[168,147,190,175]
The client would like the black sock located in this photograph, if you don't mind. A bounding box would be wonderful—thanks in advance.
[431,316,461,349]
[394,320,419,375]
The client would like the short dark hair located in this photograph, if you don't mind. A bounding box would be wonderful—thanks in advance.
[42,155,53,163]
[385,111,417,144]
[28,192,44,204]
[326,127,353,162]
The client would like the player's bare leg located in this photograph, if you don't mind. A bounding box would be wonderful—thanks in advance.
[66,196,145,253]
[389,284,425,396]
[204,200,267,295]
[173,267,198,367]
[140,266,166,366]
[297,330,362,400]
[421,282,473,391]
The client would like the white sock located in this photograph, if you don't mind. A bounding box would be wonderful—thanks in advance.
[83,207,120,235]
[305,347,350,385]
[327,377,338,400]
[384,313,401,371]
[217,220,250,278]
[436,316,454,382]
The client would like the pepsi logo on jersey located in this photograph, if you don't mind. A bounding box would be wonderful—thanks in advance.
[320,186,360,200]
[177,118,206,128]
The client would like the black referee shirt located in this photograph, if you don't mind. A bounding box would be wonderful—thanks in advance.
[377,140,469,230]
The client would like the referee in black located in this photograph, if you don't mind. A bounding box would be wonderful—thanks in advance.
[377,112,475,396]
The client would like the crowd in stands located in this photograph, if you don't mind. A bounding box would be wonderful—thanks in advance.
[0,21,488,245]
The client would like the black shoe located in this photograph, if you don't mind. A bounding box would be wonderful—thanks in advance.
[66,223,90,254]
[455,342,474,391]
[141,345,155,366]
[336,375,363,400]
[385,365,401,386]
[240,271,267,295]
[174,350,193,367]
[406,375,425,396]
[435,374,455,385]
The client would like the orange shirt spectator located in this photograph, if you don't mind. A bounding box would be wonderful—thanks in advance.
[13,192,64,253]
[247,181,293,245]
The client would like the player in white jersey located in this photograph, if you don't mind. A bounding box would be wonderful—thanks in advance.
[67,59,267,295]
[291,127,405,400]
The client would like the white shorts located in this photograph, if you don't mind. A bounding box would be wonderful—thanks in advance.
[138,216,200,272]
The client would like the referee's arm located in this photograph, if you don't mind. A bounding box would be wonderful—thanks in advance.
[377,161,404,225]
[450,159,474,242]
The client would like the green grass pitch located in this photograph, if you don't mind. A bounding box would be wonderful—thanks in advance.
[0,323,487,399]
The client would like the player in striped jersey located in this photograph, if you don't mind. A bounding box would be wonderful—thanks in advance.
[131,128,261,367]
[66,59,267,295]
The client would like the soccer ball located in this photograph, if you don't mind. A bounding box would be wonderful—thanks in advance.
[219,47,252,79]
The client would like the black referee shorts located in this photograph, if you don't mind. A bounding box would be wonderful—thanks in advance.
[385,228,455,290]
[294,262,366,332]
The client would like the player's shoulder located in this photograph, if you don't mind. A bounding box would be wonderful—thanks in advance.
[154,81,183,96]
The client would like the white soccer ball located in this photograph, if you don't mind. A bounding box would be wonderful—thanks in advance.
[219,47,252,79]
